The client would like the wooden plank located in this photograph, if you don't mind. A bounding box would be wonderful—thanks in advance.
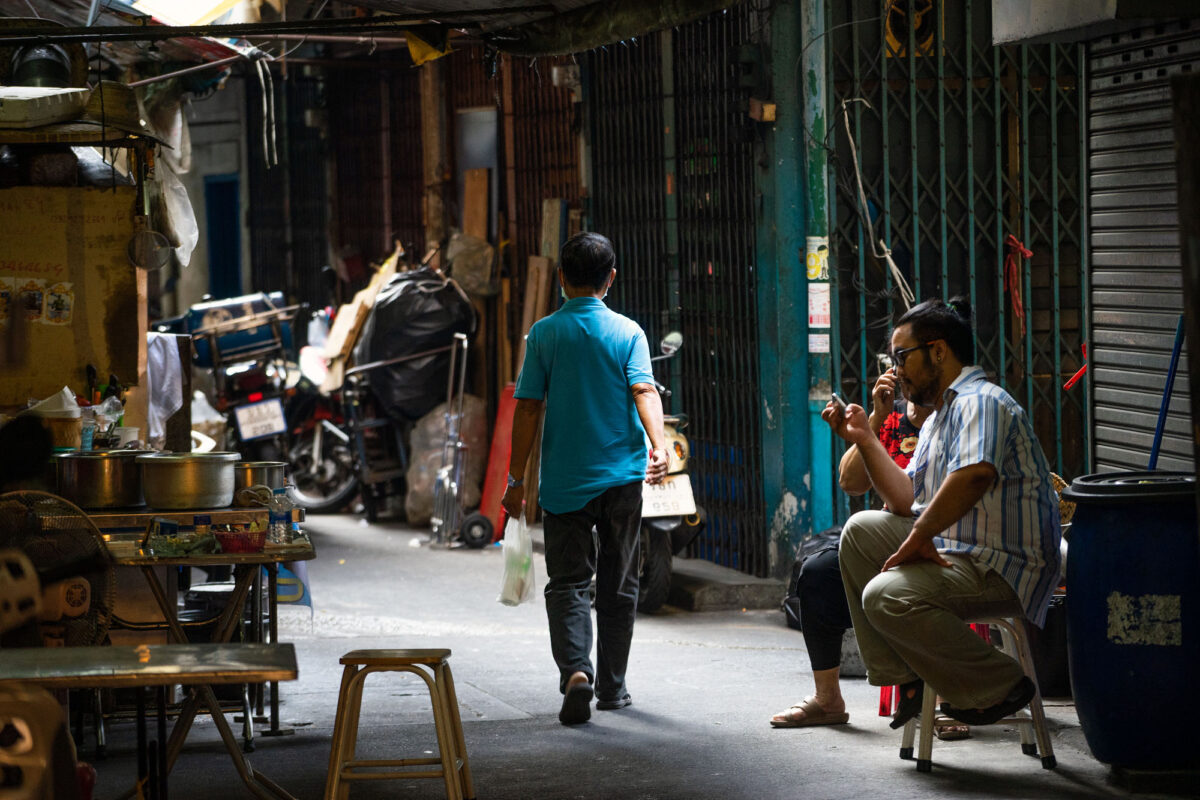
[540,198,566,259]
[498,277,512,386]
[463,168,489,240]
[320,248,400,392]
[419,60,448,248]
[516,255,548,373]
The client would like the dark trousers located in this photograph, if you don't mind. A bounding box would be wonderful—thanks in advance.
[799,546,853,671]
[542,480,643,701]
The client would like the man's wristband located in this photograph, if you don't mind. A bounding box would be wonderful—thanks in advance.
[506,474,523,488]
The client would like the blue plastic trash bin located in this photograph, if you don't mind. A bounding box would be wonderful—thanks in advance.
[1062,471,1198,768]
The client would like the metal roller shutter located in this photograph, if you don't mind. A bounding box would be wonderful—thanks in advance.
[1088,21,1198,472]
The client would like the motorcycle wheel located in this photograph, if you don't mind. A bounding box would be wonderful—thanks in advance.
[287,431,360,514]
[459,512,494,549]
[637,526,674,613]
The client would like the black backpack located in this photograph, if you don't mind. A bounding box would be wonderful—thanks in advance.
[782,526,841,631]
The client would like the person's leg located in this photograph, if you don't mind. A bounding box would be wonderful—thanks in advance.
[837,510,918,686]
[772,546,850,725]
[542,501,600,694]
[591,481,643,705]
[861,554,1026,710]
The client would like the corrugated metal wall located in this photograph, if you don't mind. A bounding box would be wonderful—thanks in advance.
[587,6,766,576]
[1087,20,1198,472]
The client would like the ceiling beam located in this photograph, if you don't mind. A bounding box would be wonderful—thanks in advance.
[0,6,554,47]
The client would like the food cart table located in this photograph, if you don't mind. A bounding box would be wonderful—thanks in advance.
[0,642,298,800]
[93,508,312,730]
[97,521,314,799]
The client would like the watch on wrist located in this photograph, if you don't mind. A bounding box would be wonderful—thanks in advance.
[506,474,524,489]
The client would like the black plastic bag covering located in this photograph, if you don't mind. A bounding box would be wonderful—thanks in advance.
[353,267,476,422]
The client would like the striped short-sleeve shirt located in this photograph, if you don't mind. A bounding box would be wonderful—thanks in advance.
[906,366,1061,626]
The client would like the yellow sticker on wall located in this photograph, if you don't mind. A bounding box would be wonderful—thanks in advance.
[0,278,12,325]
[44,281,74,326]
[18,279,44,323]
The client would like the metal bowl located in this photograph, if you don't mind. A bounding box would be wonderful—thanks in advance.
[56,450,152,509]
[137,452,240,509]
[234,461,287,507]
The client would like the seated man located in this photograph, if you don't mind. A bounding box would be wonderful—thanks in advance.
[823,297,1060,728]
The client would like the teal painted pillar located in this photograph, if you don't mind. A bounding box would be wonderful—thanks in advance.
[757,0,813,575]
[801,0,834,534]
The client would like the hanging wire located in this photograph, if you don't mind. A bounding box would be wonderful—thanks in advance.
[839,97,915,309]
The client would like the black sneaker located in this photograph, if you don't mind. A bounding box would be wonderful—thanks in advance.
[559,681,594,725]
[596,694,632,711]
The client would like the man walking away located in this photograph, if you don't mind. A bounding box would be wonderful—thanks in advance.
[502,232,670,725]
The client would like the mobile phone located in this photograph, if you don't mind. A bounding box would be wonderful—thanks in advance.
[831,392,848,412]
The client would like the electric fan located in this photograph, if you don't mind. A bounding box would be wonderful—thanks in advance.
[0,491,114,649]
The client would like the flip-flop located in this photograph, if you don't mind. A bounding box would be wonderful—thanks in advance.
[889,678,924,729]
[940,676,1036,726]
[769,696,849,728]
[559,681,594,725]
[934,723,971,741]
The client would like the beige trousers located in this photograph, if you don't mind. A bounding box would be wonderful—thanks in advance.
[839,510,1026,709]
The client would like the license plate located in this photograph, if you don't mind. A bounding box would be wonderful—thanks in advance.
[642,473,697,517]
[234,398,287,440]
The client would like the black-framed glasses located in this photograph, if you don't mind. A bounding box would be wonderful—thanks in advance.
[890,341,937,367]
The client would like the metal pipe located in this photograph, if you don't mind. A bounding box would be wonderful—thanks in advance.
[128,53,246,87]
[0,7,553,46]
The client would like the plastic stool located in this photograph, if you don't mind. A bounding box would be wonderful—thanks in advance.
[880,624,990,717]
[899,617,1056,772]
[324,649,475,800]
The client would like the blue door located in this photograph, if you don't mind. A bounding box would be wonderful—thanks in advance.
[204,173,241,299]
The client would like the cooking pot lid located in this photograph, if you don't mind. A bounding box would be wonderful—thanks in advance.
[136,451,241,463]
[1061,470,1196,503]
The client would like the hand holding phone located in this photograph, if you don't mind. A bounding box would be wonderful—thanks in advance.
[831,392,849,414]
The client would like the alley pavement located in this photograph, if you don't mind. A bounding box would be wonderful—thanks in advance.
[88,513,1195,800]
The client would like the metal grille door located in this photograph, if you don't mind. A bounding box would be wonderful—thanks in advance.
[827,0,1089,514]
[1087,21,1198,472]
[588,7,766,576]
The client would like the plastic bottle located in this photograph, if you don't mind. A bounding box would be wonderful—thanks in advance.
[268,487,293,545]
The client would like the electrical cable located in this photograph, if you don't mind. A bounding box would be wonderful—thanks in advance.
[839,97,915,309]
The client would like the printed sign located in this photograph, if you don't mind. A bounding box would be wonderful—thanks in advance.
[642,473,697,517]
[809,333,830,354]
[808,282,831,328]
[806,236,829,280]
[44,281,74,325]
[234,398,288,441]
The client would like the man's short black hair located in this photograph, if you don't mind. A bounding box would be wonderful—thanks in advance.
[560,232,616,291]
[895,295,975,364]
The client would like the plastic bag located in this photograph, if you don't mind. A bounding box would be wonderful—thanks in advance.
[497,513,535,607]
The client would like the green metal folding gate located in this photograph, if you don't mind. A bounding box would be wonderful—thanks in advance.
[587,6,768,576]
[826,0,1090,518]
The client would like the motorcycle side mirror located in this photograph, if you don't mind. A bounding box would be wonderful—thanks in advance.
[660,331,683,357]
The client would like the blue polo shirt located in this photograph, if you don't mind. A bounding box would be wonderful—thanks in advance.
[514,297,656,514]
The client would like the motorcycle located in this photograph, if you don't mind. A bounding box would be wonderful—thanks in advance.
[637,332,706,613]
[155,292,360,513]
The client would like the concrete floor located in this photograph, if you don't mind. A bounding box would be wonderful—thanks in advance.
[87,513,1195,800]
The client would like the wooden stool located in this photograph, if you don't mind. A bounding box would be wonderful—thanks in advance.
[899,617,1056,773]
[324,649,475,800]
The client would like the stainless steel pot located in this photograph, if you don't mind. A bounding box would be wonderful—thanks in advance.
[234,461,287,507]
[56,450,152,509]
[137,452,240,509]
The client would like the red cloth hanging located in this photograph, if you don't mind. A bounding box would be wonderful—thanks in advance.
[1004,234,1031,338]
